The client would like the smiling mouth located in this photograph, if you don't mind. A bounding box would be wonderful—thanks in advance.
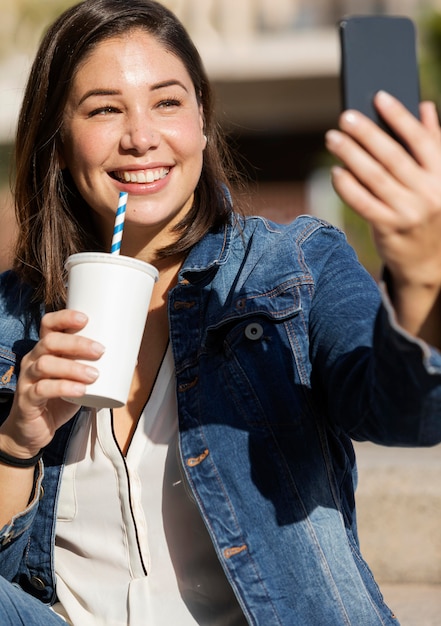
[112,167,170,184]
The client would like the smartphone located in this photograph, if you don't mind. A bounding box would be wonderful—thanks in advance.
[339,15,420,137]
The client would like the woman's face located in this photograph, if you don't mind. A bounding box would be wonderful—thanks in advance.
[60,29,207,252]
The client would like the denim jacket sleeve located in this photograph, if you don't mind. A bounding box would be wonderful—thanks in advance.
[0,463,44,580]
[0,271,45,579]
[305,223,441,446]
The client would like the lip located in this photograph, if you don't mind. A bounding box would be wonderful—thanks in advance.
[109,165,173,194]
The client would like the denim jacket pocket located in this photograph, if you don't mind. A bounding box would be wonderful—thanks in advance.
[204,286,312,432]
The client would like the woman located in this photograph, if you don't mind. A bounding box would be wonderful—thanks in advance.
[0,1,440,624]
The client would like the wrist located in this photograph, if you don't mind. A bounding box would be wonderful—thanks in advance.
[383,272,441,344]
[0,447,43,468]
[0,429,42,462]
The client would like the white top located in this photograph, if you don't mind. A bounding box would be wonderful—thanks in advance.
[52,346,245,626]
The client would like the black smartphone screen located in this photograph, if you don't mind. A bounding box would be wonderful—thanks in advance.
[339,15,420,133]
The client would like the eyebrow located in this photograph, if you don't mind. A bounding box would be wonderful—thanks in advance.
[78,80,189,106]
[78,89,120,106]
[152,79,189,93]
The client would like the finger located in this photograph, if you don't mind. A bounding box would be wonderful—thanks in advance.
[419,101,441,142]
[373,91,441,170]
[337,109,421,192]
[325,128,413,211]
[37,331,105,361]
[39,309,89,338]
[30,378,88,404]
[330,165,395,232]
[30,353,99,385]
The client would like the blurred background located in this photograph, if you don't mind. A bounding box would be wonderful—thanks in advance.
[1,1,441,623]
[4,0,441,274]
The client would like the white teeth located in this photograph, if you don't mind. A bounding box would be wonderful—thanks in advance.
[118,167,169,184]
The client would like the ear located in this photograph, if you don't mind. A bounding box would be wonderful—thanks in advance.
[199,105,207,150]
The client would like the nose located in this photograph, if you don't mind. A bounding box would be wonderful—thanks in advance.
[120,110,160,154]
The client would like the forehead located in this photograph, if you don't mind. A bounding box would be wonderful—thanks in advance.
[72,29,192,87]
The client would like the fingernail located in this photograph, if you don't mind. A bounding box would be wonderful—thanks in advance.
[84,366,99,382]
[342,111,358,125]
[331,165,345,176]
[91,342,106,356]
[73,312,88,323]
[376,90,393,105]
[71,383,86,396]
[325,130,343,146]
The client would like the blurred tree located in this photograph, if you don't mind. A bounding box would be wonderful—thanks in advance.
[419,9,441,105]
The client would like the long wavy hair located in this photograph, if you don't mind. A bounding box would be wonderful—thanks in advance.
[13,0,243,309]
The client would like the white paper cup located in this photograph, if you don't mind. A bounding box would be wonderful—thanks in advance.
[63,252,159,408]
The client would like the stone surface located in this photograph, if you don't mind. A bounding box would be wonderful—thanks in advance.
[354,442,441,584]
[380,584,441,626]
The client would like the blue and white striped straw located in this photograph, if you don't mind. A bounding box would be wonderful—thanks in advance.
[110,192,128,255]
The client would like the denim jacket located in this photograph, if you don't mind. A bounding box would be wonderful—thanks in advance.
[1,215,441,625]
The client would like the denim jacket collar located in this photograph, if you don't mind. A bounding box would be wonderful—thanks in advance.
[178,217,237,285]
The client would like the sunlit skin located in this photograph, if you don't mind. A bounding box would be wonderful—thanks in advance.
[60,29,207,260]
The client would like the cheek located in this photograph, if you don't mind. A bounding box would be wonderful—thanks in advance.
[62,122,115,172]
[167,111,205,153]
[175,124,206,161]
[62,136,90,172]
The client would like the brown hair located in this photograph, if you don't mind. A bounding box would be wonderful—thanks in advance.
[13,0,242,309]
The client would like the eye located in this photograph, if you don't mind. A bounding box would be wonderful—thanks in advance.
[157,98,182,109]
[88,106,120,117]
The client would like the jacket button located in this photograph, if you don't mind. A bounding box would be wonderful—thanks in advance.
[245,323,263,341]
[30,576,47,590]
[174,300,195,310]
